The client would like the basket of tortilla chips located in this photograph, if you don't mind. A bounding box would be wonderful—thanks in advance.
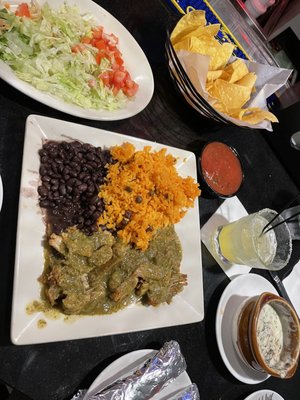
[166,10,292,131]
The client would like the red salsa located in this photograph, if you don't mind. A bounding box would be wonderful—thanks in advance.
[200,142,243,197]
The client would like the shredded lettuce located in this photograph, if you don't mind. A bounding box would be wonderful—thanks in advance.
[0,2,127,110]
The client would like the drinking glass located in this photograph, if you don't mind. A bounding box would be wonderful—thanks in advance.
[211,208,292,270]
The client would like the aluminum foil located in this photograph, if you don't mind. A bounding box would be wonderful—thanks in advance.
[169,383,200,400]
[82,340,187,400]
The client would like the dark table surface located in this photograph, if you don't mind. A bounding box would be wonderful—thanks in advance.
[0,1,300,399]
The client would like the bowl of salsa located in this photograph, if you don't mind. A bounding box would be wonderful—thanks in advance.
[198,141,244,198]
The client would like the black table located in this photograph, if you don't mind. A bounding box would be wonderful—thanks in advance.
[0,1,300,399]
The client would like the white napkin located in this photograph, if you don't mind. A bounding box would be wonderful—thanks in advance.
[201,196,251,278]
[201,197,300,315]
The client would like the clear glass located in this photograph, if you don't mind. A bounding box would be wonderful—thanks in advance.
[207,0,278,66]
[211,208,292,270]
[281,205,300,240]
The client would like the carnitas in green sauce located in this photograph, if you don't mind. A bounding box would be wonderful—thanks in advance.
[39,225,186,315]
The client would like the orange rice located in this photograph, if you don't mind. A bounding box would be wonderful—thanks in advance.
[97,142,201,250]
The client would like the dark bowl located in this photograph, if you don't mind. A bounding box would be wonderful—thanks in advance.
[197,141,244,199]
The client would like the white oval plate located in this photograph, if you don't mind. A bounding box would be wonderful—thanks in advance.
[244,389,284,400]
[215,273,278,384]
[83,349,192,400]
[0,0,154,121]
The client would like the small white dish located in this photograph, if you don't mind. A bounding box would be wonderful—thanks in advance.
[0,174,3,211]
[11,114,203,345]
[215,273,278,384]
[244,389,284,400]
[0,0,154,121]
[83,349,191,400]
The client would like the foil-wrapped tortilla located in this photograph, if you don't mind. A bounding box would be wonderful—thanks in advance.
[75,341,187,400]
[169,383,200,400]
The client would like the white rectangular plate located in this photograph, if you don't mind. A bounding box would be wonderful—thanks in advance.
[11,115,203,344]
[0,0,153,120]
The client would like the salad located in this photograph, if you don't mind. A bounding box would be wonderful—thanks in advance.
[0,1,139,110]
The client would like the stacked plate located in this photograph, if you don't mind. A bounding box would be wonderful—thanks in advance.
[165,32,233,125]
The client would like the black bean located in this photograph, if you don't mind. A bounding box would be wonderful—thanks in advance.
[124,210,132,219]
[59,185,66,196]
[78,183,88,192]
[136,195,143,203]
[92,211,100,220]
[67,178,76,187]
[86,152,95,161]
[90,195,99,204]
[78,172,86,181]
[42,175,51,182]
[38,140,114,235]
[39,199,50,208]
[39,165,48,176]
[38,185,49,197]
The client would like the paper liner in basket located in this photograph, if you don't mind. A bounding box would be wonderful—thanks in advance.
[176,50,292,131]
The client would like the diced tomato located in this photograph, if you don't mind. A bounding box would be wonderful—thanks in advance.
[94,40,107,51]
[99,71,113,87]
[113,51,124,66]
[15,3,31,17]
[92,26,104,39]
[123,81,139,97]
[95,52,104,65]
[125,79,134,89]
[105,33,119,46]
[87,26,139,98]
[113,70,126,88]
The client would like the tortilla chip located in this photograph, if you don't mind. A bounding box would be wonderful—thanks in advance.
[171,10,206,42]
[231,107,278,124]
[173,36,196,52]
[207,79,251,111]
[236,72,257,90]
[207,70,225,82]
[209,42,234,71]
[171,24,220,46]
[222,59,249,83]
[205,81,214,92]
[174,37,234,71]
